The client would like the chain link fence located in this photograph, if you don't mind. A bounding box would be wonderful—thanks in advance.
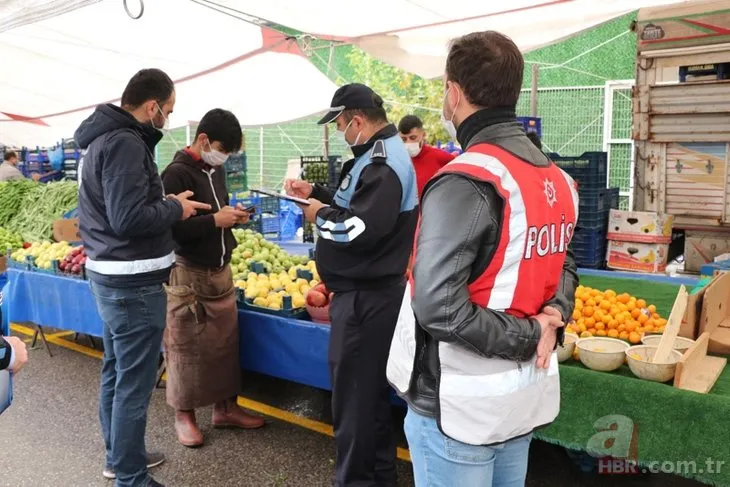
[153,83,634,210]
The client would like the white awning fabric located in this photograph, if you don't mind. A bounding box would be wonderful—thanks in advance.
[214,0,690,79]
[0,0,337,147]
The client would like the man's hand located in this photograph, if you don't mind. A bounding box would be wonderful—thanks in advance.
[31,173,41,182]
[214,206,250,228]
[542,306,563,321]
[4,336,27,374]
[284,179,313,200]
[234,203,252,224]
[301,199,327,223]
[169,191,212,220]
[533,312,564,369]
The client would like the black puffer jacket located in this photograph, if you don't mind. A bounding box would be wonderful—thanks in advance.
[403,108,579,417]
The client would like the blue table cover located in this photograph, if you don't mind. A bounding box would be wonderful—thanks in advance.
[4,269,333,389]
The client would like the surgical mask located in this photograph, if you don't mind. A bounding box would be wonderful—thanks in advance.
[201,141,228,167]
[441,88,460,141]
[151,102,170,132]
[405,142,422,158]
[337,118,362,148]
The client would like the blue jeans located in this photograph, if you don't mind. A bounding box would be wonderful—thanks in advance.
[404,408,532,487]
[90,281,166,487]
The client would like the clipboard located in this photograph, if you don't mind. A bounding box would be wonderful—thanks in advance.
[250,188,311,206]
[0,370,12,415]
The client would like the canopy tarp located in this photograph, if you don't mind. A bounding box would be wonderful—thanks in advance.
[213,0,690,79]
[0,0,337,147]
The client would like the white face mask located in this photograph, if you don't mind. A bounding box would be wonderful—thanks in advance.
[201,141,228,167]
[337,118,362,148]
[152,102,170,132]
[441,87,460,141]
[405,142,422,158]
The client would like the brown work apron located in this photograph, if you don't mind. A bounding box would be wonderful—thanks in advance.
[164,257,240,410]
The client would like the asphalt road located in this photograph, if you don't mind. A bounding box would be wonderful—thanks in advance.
[0,330,705,487]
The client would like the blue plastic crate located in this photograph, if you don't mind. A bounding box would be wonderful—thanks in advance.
[259,196,280,215]
[549,152,608,189]
[260,215,281,235]
[572,228,607,269]
[578,187,621,213]
[577,207,610,230]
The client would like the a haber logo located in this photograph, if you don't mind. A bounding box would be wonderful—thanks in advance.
[587,415,639,475]
[524,215,573,259]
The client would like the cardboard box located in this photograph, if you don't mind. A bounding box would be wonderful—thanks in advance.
[606,210,673,244]
[53,218,81,243]
[606,240,669,273]
[684,230,730,273]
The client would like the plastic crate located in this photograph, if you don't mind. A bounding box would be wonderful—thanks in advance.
[572,228,607,269]
[236,290,308,320]
[576,207,610,230]
[578,187,621,213]
[300,155,343,188]
[549,152,608,189]
[303,222,315,243]
[258,195,280,215]
[260,215,281,235]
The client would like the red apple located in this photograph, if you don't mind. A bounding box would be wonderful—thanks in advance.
[306,290,327,307]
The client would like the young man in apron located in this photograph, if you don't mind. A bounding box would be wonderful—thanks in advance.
[161,109,265,448]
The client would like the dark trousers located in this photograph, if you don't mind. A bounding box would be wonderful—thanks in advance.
[329,283,404,487]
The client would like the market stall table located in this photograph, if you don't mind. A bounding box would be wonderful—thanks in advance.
[4,268,729,484]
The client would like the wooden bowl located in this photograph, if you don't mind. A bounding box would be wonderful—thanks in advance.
[576,337,630,372]
[626,345,682,383]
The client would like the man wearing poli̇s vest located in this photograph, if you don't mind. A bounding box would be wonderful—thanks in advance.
[387,31,580,486]
[285,84,418,486]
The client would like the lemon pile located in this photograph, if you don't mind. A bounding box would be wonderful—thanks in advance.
[235,260,319,310]
[11,241,74,270]
[567,285,667,344]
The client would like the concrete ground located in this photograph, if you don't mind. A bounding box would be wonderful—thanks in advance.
[0,328,705,487]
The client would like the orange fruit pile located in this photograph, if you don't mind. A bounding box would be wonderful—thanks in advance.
[567,285,667,344]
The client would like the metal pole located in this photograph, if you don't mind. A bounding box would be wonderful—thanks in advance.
[259,126,264,188]
[530,64,539,117]
[323,125,330,158]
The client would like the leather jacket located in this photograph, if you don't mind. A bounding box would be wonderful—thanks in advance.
[405,108,579,417]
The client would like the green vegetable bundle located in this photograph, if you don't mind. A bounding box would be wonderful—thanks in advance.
[0,227,24,256]
[6,181,79,242]
[0,179,36,227]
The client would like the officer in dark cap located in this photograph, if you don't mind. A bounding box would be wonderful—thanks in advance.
[286,83,418,486]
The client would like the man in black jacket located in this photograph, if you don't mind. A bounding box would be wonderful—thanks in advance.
[75,69,209,487]
[286,84,418,486]
[387,32,578,487]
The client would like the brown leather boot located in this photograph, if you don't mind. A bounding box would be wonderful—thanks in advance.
[212,399,265,429]
[175,410,204,448]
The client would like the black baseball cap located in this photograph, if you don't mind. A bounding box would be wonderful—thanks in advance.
[317,83,382,125]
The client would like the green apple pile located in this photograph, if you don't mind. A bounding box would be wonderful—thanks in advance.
[230,228,309,279]
[0,227,24,256]
[302,163,329,183]
[11,241,74,270]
